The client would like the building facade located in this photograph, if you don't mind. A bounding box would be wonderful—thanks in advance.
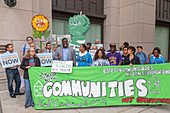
[0,0,169,75]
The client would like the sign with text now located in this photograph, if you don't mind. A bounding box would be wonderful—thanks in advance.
[0,52,20,68]
[28,63,170,109]
[37,53,53,67]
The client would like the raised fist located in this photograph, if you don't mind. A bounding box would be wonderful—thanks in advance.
[69,14,90,45]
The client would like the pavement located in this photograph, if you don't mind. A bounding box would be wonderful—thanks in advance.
[0,76,170,113]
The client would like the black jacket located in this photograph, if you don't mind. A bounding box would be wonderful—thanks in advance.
[123,55,140,65]
[20,57,41,79]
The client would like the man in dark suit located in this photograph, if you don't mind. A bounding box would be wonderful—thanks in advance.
[54,38,76,66]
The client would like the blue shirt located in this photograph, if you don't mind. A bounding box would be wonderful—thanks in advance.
[77,51,92,67]
[136,52,148,65]
[63,47,69,61]
[20,44,39,55]
[149,55,166,64]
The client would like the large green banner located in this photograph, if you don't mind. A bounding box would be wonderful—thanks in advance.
[28,63,170,109]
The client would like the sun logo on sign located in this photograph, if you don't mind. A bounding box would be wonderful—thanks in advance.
[32,15,49,32]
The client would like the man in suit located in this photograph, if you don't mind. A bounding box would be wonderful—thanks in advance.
[54,38,76,66]
[43,42,57,60]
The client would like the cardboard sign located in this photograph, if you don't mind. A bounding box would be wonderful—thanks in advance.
[37,53,53,67]
[57,35,71,45]
[0,52,20,68]
[51,60,73,73]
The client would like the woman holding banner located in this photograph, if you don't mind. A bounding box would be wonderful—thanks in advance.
[92,49,110,66]
[123,46,140,66]
[20,47,41,108]
[77,44,92,66]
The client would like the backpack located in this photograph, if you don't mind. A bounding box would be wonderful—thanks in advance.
[23,44,26,56]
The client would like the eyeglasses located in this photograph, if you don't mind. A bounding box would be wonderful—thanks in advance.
[154,52,158,54]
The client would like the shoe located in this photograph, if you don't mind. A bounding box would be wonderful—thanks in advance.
[25,106,29,109]
[10,94,16,98]
[15,92,24,95]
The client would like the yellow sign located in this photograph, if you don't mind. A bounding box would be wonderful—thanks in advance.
[32,15,49,32]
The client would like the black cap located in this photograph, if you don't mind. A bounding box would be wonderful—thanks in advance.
[109,43,116,47]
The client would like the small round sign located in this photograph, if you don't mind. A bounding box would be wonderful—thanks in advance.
[32,15,49,32]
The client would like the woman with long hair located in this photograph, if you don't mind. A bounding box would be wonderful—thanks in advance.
[77,44,92,66]
[20,47,41,108]
[92,49,110,66]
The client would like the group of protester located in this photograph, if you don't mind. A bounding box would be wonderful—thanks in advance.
[3,36,166,108]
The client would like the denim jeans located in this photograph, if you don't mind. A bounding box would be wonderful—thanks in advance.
[24,79,34,107]
[5,68,21,96]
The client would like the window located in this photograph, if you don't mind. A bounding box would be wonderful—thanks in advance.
[52,19,102,44]
[155,27,169,61]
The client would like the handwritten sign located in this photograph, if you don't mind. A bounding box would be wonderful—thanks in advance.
[51,61,73,73]
[29,63,170,109]
[0,52,20,68]
[57,35,71,45]
[89,50,97,60]
[37,53,53,67]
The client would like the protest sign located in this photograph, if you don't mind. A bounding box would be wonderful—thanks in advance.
[69,13,90,52]
[37,53,53,67]
[57,35,71,45]
[91,44,103,49]
[47,34,56,44]
[0,52,20,68]
[89,50,97,60]
[29,63,170,109]
[51,61,73,73]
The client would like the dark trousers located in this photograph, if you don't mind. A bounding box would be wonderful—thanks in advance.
[5,68,21,96]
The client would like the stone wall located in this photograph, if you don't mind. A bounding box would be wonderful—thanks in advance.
[0,0,52,76]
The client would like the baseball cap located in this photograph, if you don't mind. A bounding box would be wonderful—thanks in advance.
[109,43,116,47]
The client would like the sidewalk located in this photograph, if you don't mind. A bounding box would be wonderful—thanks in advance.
[0,89,170,113]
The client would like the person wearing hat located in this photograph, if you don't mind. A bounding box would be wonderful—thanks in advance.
[136,46,148,65]
[86,42,92,52]
[106,43,122,66]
